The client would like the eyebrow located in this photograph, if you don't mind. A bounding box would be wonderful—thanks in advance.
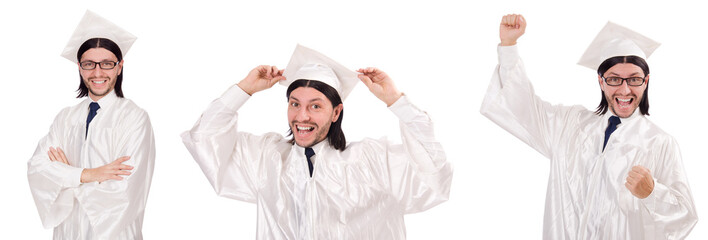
[289,96,325,103]
[81,58,117,62]
[606,71,643,77]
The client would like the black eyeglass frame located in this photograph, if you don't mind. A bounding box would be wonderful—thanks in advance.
[601,76,646,87]
[79,61,119,70]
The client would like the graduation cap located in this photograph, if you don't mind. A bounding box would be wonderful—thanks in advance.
[281,44,359,100]
[577,21,660,70]
[60,10,137,63]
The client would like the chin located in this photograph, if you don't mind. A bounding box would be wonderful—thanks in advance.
[611,107,636,118]
[294,139,312,148]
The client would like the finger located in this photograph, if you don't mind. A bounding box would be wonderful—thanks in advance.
[48,150,56,161]
[256,65,267,75]
[502,14,514,27]
[358,74,374,87]
[265,65,273,78]
[115,170,132,176]
[372,71,388,82]
[111,175,124,181]
[57,147,69,164]
[642,176,654,188]
[625,182,632,190]
[119,164,134,170]
[270,66,279,78]
[632,166,651,175]
[358,67,376,74]
[48,148,59,161]
[518,15,527,29]
[114,156,131,164]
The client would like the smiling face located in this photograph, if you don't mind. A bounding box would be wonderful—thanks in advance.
[598,63,649,118]
[79,48,123,101]
[288,87,342,148]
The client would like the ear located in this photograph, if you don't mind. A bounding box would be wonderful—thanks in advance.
[598,74,605,91]
[644,74,650,85]
[332,103,343,122]
[117,60,124,75]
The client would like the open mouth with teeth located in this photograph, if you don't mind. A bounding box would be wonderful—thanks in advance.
[89,79,108,88]
[294,124,316,138]
[615,97,633,109]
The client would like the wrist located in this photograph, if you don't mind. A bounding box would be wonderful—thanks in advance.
[500,40,517,46]
[80,168,92,183]
[236,82,254,96]
[385,92,403,107]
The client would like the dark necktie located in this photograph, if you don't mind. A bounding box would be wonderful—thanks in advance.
[304,147,315,177]
[86,102,100,138]
[602,116,621,151]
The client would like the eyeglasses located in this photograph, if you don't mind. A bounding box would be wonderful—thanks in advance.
[602,76,646,86]
[80,61,118,70]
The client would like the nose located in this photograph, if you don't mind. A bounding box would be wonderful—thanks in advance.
[88,67,108,78]
[616,81,631,94]
[295,107,310,122]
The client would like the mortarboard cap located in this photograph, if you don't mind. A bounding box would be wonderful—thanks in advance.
[61,10,137,63]
[577,21,660,70]
[281,44,359,100]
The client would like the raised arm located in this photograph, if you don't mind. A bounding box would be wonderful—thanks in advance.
[480,14,582,159]
[181,65,285,202]
[358,67,452,213]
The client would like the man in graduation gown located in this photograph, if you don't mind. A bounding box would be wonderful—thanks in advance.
[27,10,155,239]
[181,44,452,239]
[481,14,697,239]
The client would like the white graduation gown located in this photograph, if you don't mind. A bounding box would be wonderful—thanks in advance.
[480,45,697,239]
[28,91,155,240]
[181,86,452,239]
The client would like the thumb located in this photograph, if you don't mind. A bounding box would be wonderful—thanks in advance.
[268,76,284,86]
[358,74,374,88]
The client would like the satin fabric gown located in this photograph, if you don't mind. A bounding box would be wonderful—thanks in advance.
[481,45,697,239]
[28,91,155,240]
[182,86,452,239]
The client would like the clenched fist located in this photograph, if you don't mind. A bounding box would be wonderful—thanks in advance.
[625,165,654,199]
[500,14,526,46]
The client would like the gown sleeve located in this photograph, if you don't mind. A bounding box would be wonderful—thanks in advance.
[27,108,85,228]
[74,106,155,238]
[479,45,584,159]
[385,96,453,213]
[181,85,282,203]
[640,136,698,239]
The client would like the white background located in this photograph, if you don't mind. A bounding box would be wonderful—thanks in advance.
[1,0,706,239]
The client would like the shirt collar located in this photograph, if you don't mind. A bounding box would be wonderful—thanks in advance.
[293,139,330,156]
[86,90,118,110]
[603,108,643,125]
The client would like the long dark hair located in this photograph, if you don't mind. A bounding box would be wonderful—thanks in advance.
[595,55,649,115]
[76,38,124,98]
[286,79,346,151]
